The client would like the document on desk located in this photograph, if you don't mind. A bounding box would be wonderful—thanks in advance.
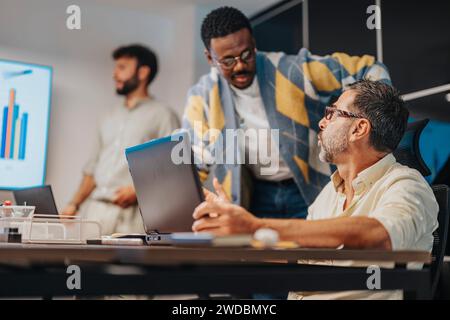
[87,236,144,246]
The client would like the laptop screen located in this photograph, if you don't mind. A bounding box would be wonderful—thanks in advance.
[13,185,58,215]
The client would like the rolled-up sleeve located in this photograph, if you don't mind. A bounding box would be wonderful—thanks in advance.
[369,173,439,250]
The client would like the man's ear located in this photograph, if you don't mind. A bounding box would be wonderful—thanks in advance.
[350,119,371,142]
[138,65,151,83]
[204,49,213,66]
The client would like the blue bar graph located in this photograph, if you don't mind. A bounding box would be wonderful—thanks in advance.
[19,113,28,160]
[1,106,7,158]
[9,105,18,156]
[0,90,29,161]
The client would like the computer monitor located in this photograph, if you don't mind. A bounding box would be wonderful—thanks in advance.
[0,59,52,190]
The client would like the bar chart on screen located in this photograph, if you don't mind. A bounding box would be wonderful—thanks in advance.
[1,89,29,161]
[0,59,52,189]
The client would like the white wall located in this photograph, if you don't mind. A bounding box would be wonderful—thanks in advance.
[0,0,277,208]
[0,0,196,208]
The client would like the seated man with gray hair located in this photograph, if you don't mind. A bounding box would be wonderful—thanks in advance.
[192,80,439,300]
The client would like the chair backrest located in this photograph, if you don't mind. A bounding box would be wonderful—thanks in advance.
[434,156,450,186]
[393,119,449,297]
[393,119,431,176]
[430,185,449,297]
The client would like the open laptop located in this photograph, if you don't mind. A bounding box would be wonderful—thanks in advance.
[13,185,59,216]
[125,132,205,244]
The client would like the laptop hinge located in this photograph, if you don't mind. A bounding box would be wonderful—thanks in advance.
[145,231,172,245]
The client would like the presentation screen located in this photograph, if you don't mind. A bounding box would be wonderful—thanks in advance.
[0,59,52,189]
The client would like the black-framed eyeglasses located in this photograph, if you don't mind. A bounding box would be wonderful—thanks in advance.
[324,105,365,121]
[212,48,256,70]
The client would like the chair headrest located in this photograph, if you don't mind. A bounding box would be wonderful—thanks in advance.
[393,119,431,176]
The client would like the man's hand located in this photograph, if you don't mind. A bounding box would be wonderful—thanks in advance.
[192,201,261,236]
[203,178,231,203]
[61,203,78,217]
[113,185,137,208]
[193,178,261,236]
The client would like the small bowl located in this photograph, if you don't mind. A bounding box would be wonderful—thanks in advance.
[0,205,35,218]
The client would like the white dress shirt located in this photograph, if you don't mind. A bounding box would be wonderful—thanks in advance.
[289,153,439,300]
[231,79,293,181]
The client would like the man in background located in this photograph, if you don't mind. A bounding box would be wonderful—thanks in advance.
[62,44,180,235]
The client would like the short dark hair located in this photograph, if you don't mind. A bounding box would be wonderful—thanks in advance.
[348,80,409,153]
[112,44,158,86]
[201,6,252,50]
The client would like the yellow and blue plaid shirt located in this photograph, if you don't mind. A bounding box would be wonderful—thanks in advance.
[182,48,391,206]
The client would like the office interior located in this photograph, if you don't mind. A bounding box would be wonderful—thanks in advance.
[0,0,449,301]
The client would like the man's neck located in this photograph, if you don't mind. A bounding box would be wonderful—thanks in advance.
[335,150,386,201]
[125,88,149,109]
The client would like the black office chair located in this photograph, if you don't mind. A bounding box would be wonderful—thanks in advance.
[393,118,431,176]
[394,119,450,298]
[434,156,450,190]
[431,185,449,298]
[435,156,450,299]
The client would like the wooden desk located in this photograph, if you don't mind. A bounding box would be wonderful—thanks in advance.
[0,243,431,264]
[0,243,432,299]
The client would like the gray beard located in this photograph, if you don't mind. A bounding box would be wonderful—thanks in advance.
[318,127,349,163]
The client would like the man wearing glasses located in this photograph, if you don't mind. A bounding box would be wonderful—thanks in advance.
[183,6,391,221]
[192,80,438,300]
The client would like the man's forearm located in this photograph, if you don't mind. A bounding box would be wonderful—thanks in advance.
[70,174,96,207]
[256,216,392,250]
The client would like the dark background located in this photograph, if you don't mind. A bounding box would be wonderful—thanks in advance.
[251,0,450,123]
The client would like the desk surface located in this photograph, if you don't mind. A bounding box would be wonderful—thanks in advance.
[0,243,431,266]
[0,243,433,298]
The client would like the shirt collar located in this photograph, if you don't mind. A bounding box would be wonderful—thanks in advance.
[331,153,396,194]
[123,96,152,111]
